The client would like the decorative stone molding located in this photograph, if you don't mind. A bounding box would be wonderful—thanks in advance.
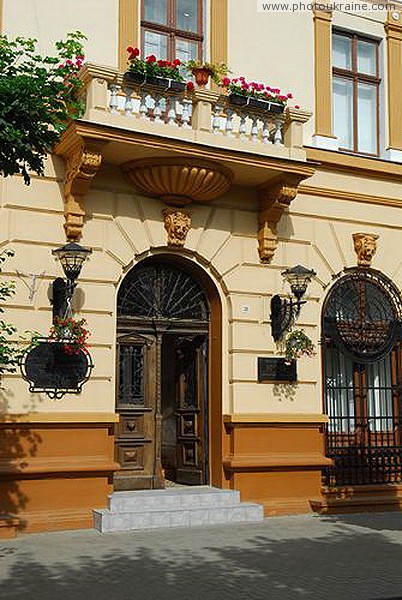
[123,157,233,206]
[257,176,305,263]
[163,209,191,247]
[353,232,379,267]
[62,142,102,240]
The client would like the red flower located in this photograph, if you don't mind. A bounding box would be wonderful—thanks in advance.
[186,81,195,92]
[173,58,181,66]
[146,55,156,63]
[295,105,300,109]
[222,77,231,87]
[127,46,134,53]
[158,59,166,67]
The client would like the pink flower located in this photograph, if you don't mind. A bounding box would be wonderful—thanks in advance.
[222,76,231,86]
[295,105,300,109]
[287,93,293,99]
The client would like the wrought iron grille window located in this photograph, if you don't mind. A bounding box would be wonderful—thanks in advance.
[118,344,144,405]
[323,269,402,486]
[117,261,209,322]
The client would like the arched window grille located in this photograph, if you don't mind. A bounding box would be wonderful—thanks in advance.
[322,268,402,486]
[117,261,209,323]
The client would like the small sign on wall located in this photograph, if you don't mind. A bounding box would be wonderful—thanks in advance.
[258,357,297,382]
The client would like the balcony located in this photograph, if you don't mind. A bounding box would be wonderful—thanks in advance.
[55,63,316,262]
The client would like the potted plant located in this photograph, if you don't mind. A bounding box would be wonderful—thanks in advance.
[221,76,293,114]
[284,329,315,364]
[186,59,229,88]
[125,47,186,92]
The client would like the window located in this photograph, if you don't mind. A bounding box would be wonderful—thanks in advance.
[332,31,380,155]
[322,269,402,486]
[141,0,203,63]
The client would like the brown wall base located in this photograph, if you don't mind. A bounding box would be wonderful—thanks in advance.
[0,414,119,534]
[316,484,402,514]
[223,414,331,516]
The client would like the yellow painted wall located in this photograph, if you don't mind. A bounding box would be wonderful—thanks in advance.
[2,0,118,66]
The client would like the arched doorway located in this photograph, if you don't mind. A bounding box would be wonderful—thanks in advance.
[322,268,402,486]
[114,256,221,491]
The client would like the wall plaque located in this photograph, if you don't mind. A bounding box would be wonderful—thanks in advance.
[258,357,297,382]
[20,339,93,399]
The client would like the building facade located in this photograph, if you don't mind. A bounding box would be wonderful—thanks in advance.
[1,0,402,537]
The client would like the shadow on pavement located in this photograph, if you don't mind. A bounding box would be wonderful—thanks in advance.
[1,522,402,600]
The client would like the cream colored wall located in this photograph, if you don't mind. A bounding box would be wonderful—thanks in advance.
[228,3,315,140]
[2,0,118,67]
[3,153,401,418]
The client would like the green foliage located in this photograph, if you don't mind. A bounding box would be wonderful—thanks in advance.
[284,329,315,362]
[0,250,22,374]
[0,31,86,185]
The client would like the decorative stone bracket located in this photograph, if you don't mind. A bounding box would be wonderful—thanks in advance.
[55,132,104,241]
[257,174,308,263]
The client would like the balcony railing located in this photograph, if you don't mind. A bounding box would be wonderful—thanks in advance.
[79,63,311,159]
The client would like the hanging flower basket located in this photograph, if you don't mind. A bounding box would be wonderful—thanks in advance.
[284,329,316,363]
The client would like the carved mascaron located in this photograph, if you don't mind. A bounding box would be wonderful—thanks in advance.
[163,209,191,246]
[353,232,379,267]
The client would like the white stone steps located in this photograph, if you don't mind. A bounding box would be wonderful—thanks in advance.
[93,486,264,533]
[108,486,241,512]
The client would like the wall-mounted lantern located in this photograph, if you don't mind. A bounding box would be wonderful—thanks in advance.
[270,264,316,342]
[51,242,92,320]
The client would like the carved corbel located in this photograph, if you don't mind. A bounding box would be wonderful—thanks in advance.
[257,176,305,263]
[63,142,103,240]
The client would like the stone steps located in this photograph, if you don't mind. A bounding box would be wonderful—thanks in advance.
[93,486,264,533]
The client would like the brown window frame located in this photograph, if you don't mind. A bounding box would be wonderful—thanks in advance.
[141,0,203,62]
[332,29,381,157]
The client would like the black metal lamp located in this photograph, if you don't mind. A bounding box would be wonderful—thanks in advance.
[51,242,92,319]
[270,264,316,342]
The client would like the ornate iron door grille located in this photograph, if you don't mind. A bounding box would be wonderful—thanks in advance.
[323,269,402,486]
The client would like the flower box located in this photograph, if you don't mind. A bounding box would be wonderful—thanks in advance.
[228,93,284,114]
[124,71,186,92]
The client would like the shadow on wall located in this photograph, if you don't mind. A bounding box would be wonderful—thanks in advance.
[2,521,402,599]
[0,386,43,530]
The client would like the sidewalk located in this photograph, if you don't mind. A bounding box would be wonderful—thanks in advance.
[1,512,402,599]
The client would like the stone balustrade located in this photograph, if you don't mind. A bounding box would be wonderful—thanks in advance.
[78,64,311,157]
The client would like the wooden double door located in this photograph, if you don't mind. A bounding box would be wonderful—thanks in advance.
[114,325,209,490]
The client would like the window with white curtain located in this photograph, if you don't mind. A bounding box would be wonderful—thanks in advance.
[332,30,380,155]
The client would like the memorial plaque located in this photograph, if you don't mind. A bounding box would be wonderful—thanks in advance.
[258,357,297,382]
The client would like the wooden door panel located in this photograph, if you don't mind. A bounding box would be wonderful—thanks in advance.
[174,335,207,485]
[114,332,158,490]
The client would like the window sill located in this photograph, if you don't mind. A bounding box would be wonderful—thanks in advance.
[305,145,402,180]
